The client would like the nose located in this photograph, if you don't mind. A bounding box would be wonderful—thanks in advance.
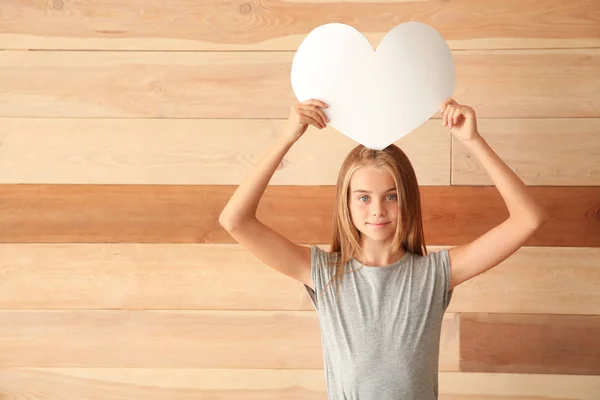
[371,200,386,216]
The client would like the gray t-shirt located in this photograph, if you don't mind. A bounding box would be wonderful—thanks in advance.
[304,245,453,400]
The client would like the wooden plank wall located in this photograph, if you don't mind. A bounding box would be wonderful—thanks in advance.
[0,0,599,398]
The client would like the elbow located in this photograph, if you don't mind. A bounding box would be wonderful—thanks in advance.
[527,203,549,228]
[531,211,549,230]
[534,207,549,226]
[219,212,252,232]
[536,215,549,228]
[218,207,234,229]
[512,209,548,231]
[219,213,235,231]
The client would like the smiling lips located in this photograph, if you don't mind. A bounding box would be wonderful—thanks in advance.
[368,222,390,227]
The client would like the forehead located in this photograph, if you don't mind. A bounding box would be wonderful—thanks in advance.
[350,165,395,190]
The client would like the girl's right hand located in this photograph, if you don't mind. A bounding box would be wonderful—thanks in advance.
[283,99,329,143]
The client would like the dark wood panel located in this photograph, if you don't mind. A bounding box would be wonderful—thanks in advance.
[0,185,597,246]
[460,313,600,375]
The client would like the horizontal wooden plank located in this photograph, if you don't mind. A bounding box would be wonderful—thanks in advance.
[0,185,597,246]
[438,372,600,400]
[0,117,451,186]
[452,118,600,186]
[0,369,599,400]
[0,310,458,369]
[0,50,599,118]
[0,117,597,186]
[0,244,598,316]
[2,309,600,376]
[2,0,599,50]
[447,247,600,316]
[460,314,600,375]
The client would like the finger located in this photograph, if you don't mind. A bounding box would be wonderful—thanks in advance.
[451,108,461,125]
[448,108,456,127]
[300,110,325,129]
[443,105,453,120]
[440,98,455,110]
[308,105,330,123]
[308,109,327,128]
[442,105,453,126]
[299,107,327,127]
[300,115,322,129]
[302,99,329,109]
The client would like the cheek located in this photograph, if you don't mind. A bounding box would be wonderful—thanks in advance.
[350,201,368,214]
[349,202,366,219]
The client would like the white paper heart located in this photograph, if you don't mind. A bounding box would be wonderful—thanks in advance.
[291,22,456,150]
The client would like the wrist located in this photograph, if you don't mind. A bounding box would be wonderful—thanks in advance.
[462,132,482,143]
[279,131,298,147]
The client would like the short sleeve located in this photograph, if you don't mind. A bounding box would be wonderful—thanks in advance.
[303,245,330,311]
[432,248,454,311]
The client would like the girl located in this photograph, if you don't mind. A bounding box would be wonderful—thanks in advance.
[219,99,547,399]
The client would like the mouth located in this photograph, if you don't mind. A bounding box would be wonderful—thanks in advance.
[367,222,390,227]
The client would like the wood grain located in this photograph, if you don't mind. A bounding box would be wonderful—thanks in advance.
[438,372,600,400]
[0,244,598,316]
[0,117,597,186]
[460,314,600,375]
[0,310,458,369]
[0,50,599,118]
[0,117,451,186]
[0,185,597,246]
[452,119,600,186]
[1,0,599,394]
[0,369,599,400]
[1,0,599,50]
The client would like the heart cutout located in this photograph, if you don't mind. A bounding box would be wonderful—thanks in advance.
[291,22,456,150]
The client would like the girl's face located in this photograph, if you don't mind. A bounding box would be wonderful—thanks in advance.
[348,165,399,241]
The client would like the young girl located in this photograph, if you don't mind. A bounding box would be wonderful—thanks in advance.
[219,99,547,399]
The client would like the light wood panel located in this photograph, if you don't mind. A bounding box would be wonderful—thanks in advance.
[0,49,599,118]
[0,309,458,369]
[0,369,599,400]
[460,314,600,375]
[438,372,600,400]
[1,0,599,50]
[0,117,597,186]
[0,185,597,246]
[452,119,600,186]
[1,308,599,376]
[0,117,451,186]
[0,244,598,316]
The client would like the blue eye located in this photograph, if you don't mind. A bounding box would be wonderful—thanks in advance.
[358,194,397,202]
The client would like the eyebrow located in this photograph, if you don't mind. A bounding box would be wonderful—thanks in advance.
[352,187,396,193]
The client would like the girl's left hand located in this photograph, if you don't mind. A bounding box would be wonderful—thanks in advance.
[440,98,480,141]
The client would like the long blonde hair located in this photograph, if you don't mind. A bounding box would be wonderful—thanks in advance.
[324,143,428,298]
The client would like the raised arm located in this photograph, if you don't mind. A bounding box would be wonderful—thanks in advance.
[219,100,329,289]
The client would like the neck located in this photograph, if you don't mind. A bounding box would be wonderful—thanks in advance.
[356,237,406,266]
